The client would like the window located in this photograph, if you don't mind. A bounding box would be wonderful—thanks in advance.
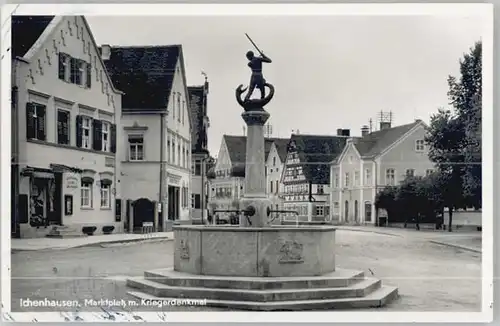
[192,194,201,209]
[56,109,70,145]
[273,157,276,166]
[81,181,92,208]
[129,135,144,161]
[344,172,350,187]
[364,169,371,186]
[275,180,279,194]
[386,169,395,186]
[26,102,46,141]
[182,100,185,125]
[194,160,202,176]
[177,144,181,165]
[100,184,110,208]
[78,60,86,86]
[172,138,176,163]
[317,185,324,194]
[101,122,110,152]
[415,140,425,152]
[333,202,339,215]
[316,205,324,216]
[81,116,92,149]
[426,169,434,176]
[58,53,70,82]
[354,171,360,186]
[334,173,339,188]
[406,169,415,178]
[269,181,274,194]
[177,93,181,122]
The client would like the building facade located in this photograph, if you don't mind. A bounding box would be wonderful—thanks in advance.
[330,120,435,225]
[281,134,347,222]
[265,140,289,216]
[11,16,123,238]
[103,45,192,231]
[188,79,211,222]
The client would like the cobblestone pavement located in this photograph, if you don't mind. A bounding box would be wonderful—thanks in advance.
[11,230,481,313]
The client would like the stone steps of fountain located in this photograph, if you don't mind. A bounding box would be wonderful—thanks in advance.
[143,267,365,290]
[127,285,398,311]
[127,277,382,302]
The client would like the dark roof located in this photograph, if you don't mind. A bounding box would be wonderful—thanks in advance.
[12,16,54,58]
[103,45,181,111]
[288,134,348,184]
[222,135,289,177]
[271,138,290,163]
[353,121,420,157]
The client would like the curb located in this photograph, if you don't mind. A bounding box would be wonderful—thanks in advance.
[336,227,403,238]
[11,236,173,252]
[429,240,482,254]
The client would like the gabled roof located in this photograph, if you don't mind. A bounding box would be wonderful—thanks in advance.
[221,135,289,177]
[353,121,421,157]
[287,134,348,184]
[271,138,290,163]
[103,45,181,111]
[12,16,54,58]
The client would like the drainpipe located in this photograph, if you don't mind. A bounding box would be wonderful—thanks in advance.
[11,61,20,238]
[159,113,165,231]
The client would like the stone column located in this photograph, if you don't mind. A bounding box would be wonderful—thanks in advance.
[239,110,272,227]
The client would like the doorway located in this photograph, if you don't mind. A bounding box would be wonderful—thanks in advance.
[354,200,359,222]
[365,202,372,222]
[344,200,349,223]
[168,186,180,220]
[133,198,154,230]
[29,173,61,227]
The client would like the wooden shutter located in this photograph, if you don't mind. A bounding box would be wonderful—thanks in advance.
[110,124,117,153]
[57,110,69,144]
[26,102,35,139]
[36,104,46,141]
[86,63,92,88]
[93,119,102,151]
[76,115,83,148]
[58,53,66,80]
[70,57,78,84]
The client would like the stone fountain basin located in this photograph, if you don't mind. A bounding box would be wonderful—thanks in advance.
[173,225,336,278]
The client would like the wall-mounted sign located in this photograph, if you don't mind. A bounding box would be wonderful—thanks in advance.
[167,173,182,185]
[105,156,115,167]
[64,195,73,216]
[66,176,78,188]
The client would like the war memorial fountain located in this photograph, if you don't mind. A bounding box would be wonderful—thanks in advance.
[127,38,398,310]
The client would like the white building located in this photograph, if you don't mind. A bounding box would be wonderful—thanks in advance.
[265,139,289,216]
[330,120,435,225]
[103,45,192,231]
[11,16,123,238]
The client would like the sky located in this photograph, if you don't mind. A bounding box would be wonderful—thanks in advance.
[85,14,485,156]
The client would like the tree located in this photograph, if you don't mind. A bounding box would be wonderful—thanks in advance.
[375,186,399,223]
[447,41,482,209]
[425,41,482,231]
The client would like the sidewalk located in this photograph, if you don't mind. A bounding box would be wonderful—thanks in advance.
[11,232,174,251]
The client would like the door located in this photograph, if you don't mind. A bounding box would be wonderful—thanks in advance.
[344,200,349,222]
[133,198,155,229]
[365,202,372,222]
[354,200,359,222]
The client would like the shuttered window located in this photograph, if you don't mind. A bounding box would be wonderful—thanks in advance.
[56,109,70,145]
[26,102,46,141]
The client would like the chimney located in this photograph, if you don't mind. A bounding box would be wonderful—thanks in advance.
[101,44,111,60]
[341,129,350,137]
[336,128,343,136]
[380,121,391,130]
[361,125,370,136]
